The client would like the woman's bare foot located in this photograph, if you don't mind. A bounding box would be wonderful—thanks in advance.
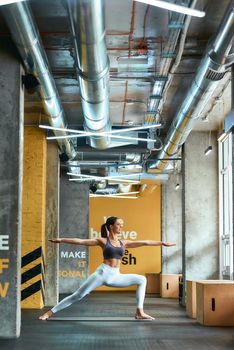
[38,310,53,320]
[135,309,155,320]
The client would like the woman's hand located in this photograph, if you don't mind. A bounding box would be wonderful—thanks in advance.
[162,242,176,247]
[49,238,62,244]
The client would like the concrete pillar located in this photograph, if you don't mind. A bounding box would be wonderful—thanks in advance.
[59,173,89,293]
[44,143,59,306]
[161,131,219,304]
[232,134,234,280]
[21,127,47,309]
[0,43,24,338]
[184,131,219,280]
[161,173,182,274]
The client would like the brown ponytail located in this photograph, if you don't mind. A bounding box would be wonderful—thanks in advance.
[100,216,118,238]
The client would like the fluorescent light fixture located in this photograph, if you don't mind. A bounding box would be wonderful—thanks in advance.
[67,172,141,183]
[69,178,140,184]
[90,194,138,199]
[46,134,155,142]
[105,173,142,178]
[0,0,26,5]
[204,145,212,156]
[67,172,139,178]
[39,123,161,135]
[135,0,205,18]
[104,191,139,196]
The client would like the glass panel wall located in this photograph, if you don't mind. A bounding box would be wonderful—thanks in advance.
[218,133,233,280]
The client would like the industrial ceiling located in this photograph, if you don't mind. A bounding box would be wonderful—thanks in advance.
[0,0,232,188]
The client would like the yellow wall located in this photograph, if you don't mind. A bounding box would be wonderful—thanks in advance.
[89,185,161,290]
[21,127,47,308]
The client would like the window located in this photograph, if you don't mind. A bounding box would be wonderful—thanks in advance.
[218,133,233,280]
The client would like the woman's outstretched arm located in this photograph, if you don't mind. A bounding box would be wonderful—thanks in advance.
[123,240,176,248]
[49,238,104,247]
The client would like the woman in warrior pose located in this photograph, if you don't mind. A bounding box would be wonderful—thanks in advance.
[39,216,176,321]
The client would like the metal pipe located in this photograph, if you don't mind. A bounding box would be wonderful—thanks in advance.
[147,3,234,171]
[181,144,186,306]
[66,0,111,150]
[146,0,192,124]
[2,2,77,160]
[72,152,141,163]
[153,0,198,122]
[232,64,234,109]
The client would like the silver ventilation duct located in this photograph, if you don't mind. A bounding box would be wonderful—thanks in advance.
[146,0,194,124]
[2,2,77,160]
[67,0,111,150]
[71,152,141,163]
[147,3,234,172]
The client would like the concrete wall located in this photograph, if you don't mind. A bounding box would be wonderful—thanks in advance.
[45,143,59,306]
[161,173,182,274]
[233,134,234,280]
[184,131,219,280]
[59,173,89,293]
[161,131,219,281]
[0,44,24,338]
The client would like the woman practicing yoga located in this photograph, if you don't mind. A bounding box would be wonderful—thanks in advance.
[39,216,176,321]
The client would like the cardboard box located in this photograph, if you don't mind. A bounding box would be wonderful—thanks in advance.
[146,273,160,294]
[186,280,234,320]
[160,274,181,298]
[186,280,197,318]
[196,281,234,326]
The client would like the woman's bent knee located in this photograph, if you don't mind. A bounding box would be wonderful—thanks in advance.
[138,275,147,285]
[70,290,83,302]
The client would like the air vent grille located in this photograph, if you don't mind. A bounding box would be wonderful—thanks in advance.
[206,69,226,81]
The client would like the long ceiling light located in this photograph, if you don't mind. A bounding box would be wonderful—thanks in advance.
[39,123,161,135]
[90,194,138,199]
[0,0,26,5]
[46,134,155,142]
[67,173,140,184]
[69,178,140,184]
[67,172,141,180]
[90,191,140,196]
[134,0,205,18]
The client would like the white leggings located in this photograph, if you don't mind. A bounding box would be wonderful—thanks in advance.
[51,263,147,313]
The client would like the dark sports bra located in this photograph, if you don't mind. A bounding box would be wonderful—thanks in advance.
[103,237,125,260]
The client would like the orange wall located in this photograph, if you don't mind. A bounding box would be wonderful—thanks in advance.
[22,127,47,308]
[89,185,161,290]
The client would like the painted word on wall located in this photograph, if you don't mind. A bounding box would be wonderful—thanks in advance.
[60,251,87,279]
[0,235,10,298]
[122,250,137,265]
[60,250,87,259]
[90,228,138,240]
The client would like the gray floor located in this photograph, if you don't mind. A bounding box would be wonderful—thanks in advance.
[0,292,233,350]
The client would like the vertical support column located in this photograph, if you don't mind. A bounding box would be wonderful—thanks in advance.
[59,173,89,293]
[184,131,219,280]
[45,143,60,306]
[161,177,182,274]
[0,44,24,338]
[21,127,47,309]
[181,145,186,306]
[232,134,234,280]
[161,158,183,303]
